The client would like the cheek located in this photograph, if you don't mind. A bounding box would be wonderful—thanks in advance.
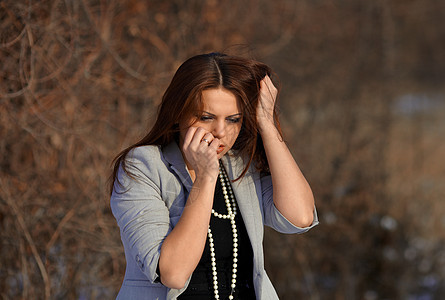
[228,125,242,143]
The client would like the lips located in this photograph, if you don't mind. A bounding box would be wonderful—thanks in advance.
[216,145,225,154]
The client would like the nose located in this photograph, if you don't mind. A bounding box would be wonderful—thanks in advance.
[212,119,226,139]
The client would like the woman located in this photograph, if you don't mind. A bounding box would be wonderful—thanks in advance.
[110,52,318,299]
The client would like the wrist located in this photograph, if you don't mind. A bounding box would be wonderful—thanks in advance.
[258,120,277,135]
[194,172,218,185]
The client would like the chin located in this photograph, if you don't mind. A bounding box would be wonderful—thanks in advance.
[217,150,227,159]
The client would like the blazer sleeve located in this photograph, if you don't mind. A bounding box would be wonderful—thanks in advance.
[110,147,171,283]
[260,173,319,234]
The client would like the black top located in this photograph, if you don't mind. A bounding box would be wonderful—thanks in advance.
[178,169,256,300]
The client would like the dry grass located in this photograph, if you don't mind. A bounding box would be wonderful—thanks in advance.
[1,0,445,299]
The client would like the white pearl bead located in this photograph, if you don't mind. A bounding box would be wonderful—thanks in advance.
[209,162,239,300]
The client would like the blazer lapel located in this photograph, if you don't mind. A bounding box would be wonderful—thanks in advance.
[221,155,262,251]
[162,141,193,193]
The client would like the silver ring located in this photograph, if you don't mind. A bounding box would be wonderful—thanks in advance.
[202,138,210,145]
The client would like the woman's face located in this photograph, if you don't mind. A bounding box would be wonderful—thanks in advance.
[179,88,243,159]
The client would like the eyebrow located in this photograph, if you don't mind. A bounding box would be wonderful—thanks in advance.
[202,111,242,117]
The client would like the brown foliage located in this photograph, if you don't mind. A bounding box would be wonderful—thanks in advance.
[1,0,445,299]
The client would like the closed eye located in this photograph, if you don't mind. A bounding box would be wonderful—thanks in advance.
[198,113,242,123]
[226,117,241,123]
[200,115,214,121]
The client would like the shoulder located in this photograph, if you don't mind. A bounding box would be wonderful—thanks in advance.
[125,145,171,170]
[121,145,170,183]
[127,145,163,162]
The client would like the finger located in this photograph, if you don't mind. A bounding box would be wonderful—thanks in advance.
[208,137,220,150]
[261,76,276,94]
[262,74,276,87]
[190,127,210,147]
[200,133,214,146]
[260,81,277,107]
[264,75,274,86]
[183,126,198,148]
[261,75,270,86]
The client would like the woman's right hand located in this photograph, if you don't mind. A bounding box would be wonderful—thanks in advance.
[181,127,220,181]
[161,127,221,288]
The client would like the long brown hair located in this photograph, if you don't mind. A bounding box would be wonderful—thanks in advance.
[110,52,283,195]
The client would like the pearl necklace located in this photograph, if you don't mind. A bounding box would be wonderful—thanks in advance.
[208,161,238,300]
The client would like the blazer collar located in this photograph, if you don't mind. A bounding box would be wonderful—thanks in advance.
[162,141,194,192]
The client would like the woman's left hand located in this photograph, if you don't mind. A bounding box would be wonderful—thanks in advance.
[257,75,278,130]
[256,76,315,228]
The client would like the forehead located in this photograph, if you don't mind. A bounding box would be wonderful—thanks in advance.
[201,88,241,113]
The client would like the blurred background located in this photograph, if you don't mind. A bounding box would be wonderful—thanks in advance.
[1,0,444,299]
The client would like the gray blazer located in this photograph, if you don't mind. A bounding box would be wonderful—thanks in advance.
[110,141,318,299]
